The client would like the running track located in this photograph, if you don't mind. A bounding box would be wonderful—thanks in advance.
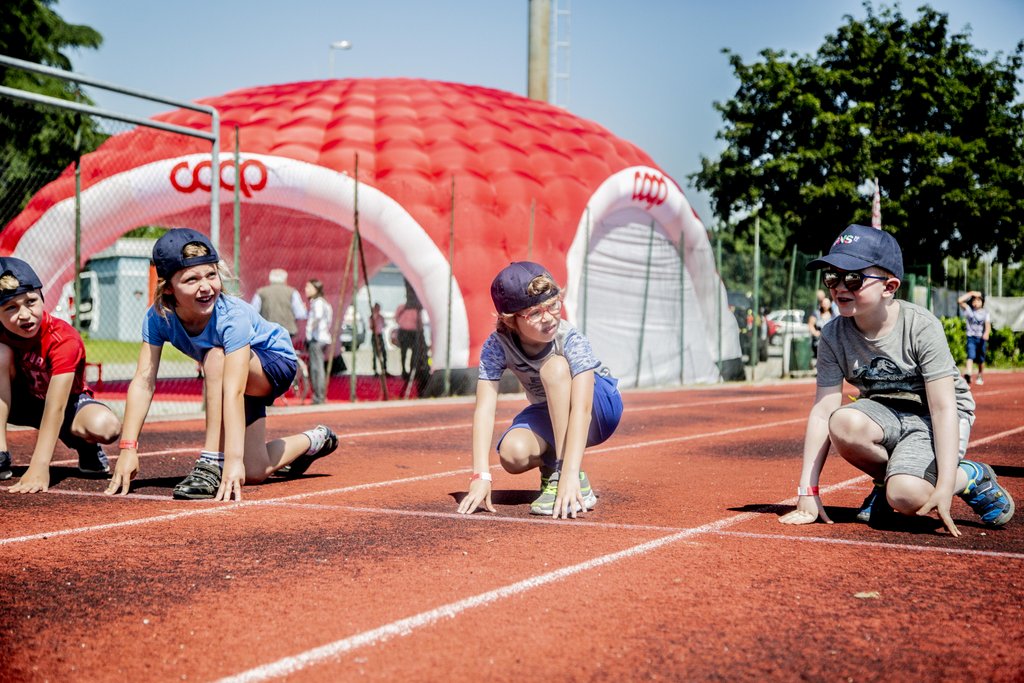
[2,373,1023,682]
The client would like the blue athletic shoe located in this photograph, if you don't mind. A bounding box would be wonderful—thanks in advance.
[959,460,1015,527]
[856,484,897,527]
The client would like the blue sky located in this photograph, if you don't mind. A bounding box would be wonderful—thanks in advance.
[57,0,1024,224]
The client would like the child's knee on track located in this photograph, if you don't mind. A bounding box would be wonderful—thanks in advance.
[202,346,226,379]
[497,430,536,474]
[828,407,881,453]
[885,474,932,515]
[538,353,570,389]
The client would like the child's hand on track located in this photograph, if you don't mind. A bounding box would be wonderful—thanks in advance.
[916,493,961,537]
[457,479,495,514]
[553,473,585,519]
[105,451,139,496]
[215,460,245,502]
[7,464,49,494]
[779,495,832,525]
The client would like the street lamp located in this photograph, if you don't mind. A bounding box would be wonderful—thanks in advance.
[329,40,352,78]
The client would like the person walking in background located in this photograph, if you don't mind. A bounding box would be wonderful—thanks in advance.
[394,298,423,382]
[0,257,122,492]
[457,261,623,519]
[370,302,387,376]
[304,279,333,405]
[807,294,834,358]
[958,290,991,386]
[105,229,338,500]
[251,268,306,345]
[779,224,1013,535]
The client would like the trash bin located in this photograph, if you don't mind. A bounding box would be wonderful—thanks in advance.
[790,337,813,371]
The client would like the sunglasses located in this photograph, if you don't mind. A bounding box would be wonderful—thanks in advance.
[821,269,889,291]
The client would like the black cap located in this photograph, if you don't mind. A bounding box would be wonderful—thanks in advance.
[152,228,219,279]
[0,257,43,305]
[806,224,904,279]
[490,261,560,314]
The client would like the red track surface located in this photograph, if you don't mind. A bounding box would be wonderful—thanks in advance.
[3,373,1023,682]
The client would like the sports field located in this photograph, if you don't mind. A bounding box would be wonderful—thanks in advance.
[3,373,1023,681]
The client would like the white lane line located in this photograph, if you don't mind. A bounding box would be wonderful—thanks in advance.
[213,512,758,683]
[715,530,1024,560]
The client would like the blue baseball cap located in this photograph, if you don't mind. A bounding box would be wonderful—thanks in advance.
[490,261,560,314]
[806,224,904,279]
[152,228,219,279]
[0,257,43,305]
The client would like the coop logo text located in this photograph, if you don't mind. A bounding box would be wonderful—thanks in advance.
[170,159,268,198]
[632,171,668,209]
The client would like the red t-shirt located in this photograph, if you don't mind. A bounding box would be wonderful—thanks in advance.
[0,312,89,400]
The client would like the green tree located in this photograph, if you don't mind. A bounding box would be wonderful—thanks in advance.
[0,0,106,227]
[692,2,1024,273]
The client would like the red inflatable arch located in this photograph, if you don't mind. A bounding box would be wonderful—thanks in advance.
[3,78,740,384]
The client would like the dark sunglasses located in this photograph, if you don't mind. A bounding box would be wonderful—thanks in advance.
[822,269,889,291]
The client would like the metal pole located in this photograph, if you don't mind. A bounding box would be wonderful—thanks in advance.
[635,221,655,387]
[784,243,797,377]
[716,229,723,378]
[751,214,760,380]
[74,161,82,333]
[445,176,455,396]
[678,229,685,385]
[350,155,360,403]
[232,126,241,288]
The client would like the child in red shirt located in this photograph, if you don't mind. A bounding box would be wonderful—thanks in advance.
[0,257,122,492]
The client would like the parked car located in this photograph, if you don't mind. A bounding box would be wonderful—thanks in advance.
[766,309,810,345]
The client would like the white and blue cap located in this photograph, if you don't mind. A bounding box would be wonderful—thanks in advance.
[152,228,219,279]
[0,257,44,305]
[806,224,904,279]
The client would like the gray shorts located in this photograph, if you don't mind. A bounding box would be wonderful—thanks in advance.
[838,398,971,486]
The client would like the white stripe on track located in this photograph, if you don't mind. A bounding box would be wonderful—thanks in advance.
[716,530,1024,560]
[213,512,758,683]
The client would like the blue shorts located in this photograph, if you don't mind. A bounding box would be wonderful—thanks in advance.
[966,336,986,363]
[497,372,623,463]
[243,348,297,426]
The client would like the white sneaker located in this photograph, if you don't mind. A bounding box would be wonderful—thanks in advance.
[976,376,985,385]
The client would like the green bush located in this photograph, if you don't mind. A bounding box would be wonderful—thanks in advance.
[942,317,1024,368]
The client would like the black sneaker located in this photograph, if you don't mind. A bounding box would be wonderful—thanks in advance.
[172,460,222,500]
[0,450,11,481]
[77,445,111,476]
[278,425,338,478]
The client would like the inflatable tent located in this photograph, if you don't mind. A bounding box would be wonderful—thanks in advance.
[3,78,741,385]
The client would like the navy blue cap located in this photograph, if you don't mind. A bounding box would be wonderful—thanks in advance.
[806,224,904,279]
[490,261,560,314]
[152,228,219,279]
[0,257,43,305]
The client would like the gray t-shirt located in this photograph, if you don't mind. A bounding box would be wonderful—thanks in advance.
[478,319,604,405]
[816,301,975,420]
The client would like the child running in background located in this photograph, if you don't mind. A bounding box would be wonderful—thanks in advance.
[0,257,121,492]
[957,290,991,386]
[457,261,622,519]
[779,224,1013,535]
[105,229,337,501]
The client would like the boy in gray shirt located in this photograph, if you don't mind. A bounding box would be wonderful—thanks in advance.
[779,224,1013,535]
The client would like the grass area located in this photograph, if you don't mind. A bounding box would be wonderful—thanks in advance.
[82,338,193,365]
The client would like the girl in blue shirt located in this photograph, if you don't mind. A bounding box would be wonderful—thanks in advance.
[106,229,337,501]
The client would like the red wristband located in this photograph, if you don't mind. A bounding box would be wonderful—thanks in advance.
[470,472,492,482]
[119,439,138,450]
[797,486,820,497]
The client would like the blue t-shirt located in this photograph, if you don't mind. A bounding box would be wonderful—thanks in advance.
[142,294,295,362]
[478,320,604,404]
